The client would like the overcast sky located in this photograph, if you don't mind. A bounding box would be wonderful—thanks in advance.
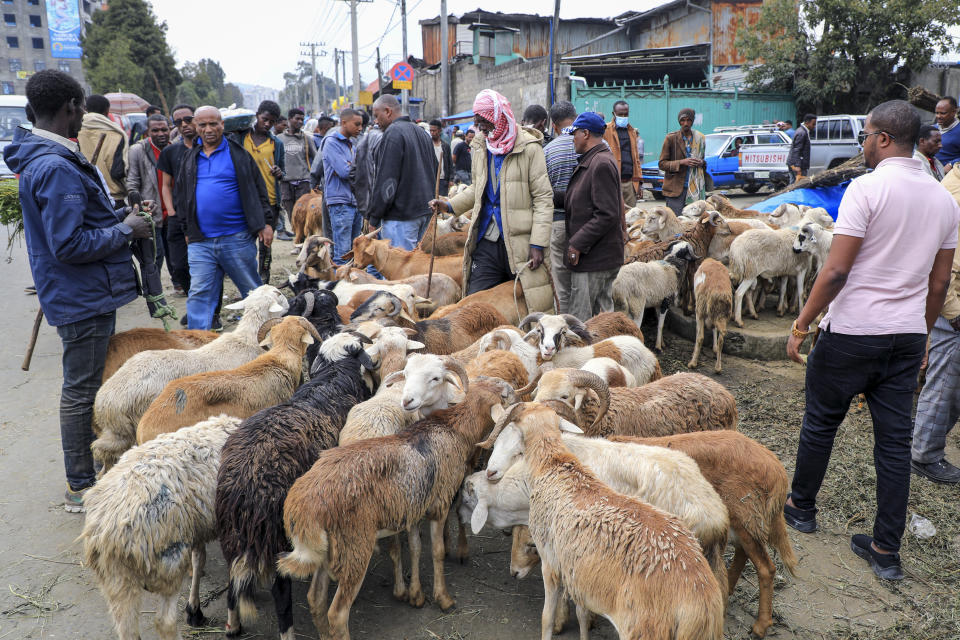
[149,0,665,90]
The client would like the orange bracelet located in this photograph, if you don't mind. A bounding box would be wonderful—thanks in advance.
[791,321,812,339]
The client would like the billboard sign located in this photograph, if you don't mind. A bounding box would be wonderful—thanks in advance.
[46,0,83,60]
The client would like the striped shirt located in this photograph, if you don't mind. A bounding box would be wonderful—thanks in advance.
[544,129,577,214]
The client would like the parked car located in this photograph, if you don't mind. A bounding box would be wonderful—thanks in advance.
[0,95,29,178]
[641,126,791,197]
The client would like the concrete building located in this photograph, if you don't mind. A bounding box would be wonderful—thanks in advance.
[0,0,103,95]
[236,83,279,110]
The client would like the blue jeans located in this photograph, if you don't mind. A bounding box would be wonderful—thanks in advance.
[187,231,261,329]
[329,203,362,265]
[791,328,925,552]
[380,215,430,251]
[56,311,115,490]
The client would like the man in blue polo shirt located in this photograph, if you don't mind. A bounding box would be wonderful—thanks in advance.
[935,97,960,173]
[173,106,274,329]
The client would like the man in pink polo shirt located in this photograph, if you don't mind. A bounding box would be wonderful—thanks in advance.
[785,100,959,580]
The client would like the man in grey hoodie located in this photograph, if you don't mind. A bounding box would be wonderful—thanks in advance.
[277,107,316,241]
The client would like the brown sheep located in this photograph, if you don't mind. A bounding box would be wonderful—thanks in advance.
[102,329,218,382]
[344,231,464,286]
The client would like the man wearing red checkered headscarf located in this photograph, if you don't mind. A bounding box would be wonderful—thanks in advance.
[429,90,556,313]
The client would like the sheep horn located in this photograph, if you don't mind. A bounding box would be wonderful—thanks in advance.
[297,316,323,343]
[365,227,380,238]
[518,312,544,331]
[442,357,470,395]
[317,236,334,246]
[515,370,542,398]
[351,344,377,371]
[256,318,283,344]
[540,398,583,429]
[347,330,374,345]
[382,371,406,387]
[302,291,316,318]
[477,402,526,450]
[566,370,610,432]
[559,314,588,332]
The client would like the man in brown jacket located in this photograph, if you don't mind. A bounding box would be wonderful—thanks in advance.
[659,108,707,216]
[564,112,625,321]
[602,100,642,207]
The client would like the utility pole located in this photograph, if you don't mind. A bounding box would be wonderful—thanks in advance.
[333,47,340,108]
[548,0,560,107]
[400,0,408,114]
[350,0,360,106]
[300,41,326,116]
[440,0,449,118]
[341,50,349,107]
[375,46,384,98]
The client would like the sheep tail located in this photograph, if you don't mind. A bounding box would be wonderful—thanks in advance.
[769,512,798,576]
[229,555,260,622]
[276,531,328,580]
[707,294,732,325]
[674,586,725,640]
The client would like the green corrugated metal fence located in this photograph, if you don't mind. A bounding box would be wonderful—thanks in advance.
[570,77,796,162]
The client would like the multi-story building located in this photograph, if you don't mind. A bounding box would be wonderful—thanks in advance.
[0,0,103,95]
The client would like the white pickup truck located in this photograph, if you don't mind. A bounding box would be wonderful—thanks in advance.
[736,115,866,189]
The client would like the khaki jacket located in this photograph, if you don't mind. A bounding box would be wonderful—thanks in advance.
[602,121,641,184]
[938,166,960,320]
[77,113,128,201]
[448,127,555,312]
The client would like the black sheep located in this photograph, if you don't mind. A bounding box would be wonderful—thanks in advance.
[283,288,341,366]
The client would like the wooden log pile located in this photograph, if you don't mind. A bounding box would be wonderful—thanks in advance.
[908,85,941,112]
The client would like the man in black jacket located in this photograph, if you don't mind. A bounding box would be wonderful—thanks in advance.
[787,113,816,183]
[368,94,437,249]
[174,106,273,329]
[429,119,452,196]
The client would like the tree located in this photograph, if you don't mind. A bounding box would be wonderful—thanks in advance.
[81,0,180,110]
[84,36,145,98]
[736,0,960,114]
[278,60,340,113]
[176,59,244,108]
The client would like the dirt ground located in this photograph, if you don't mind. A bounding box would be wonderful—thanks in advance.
[2,191,959,640]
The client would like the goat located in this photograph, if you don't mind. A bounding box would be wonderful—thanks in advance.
[612,431,798,638]
[279,270,320,294]
[90,285,288,472]
[344,230,464,286]
[102,328,218,382]
[215,335,375,640]
[80,415,241,640]
[706,193,768,220]
[530,369,737,438]
[277,377,518,640]
[478,403,725,640]
[688,258,733,373]
[295,234,336,280]
[135,316,320,445]
[290,190,324,244]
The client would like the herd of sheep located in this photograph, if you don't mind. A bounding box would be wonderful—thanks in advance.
[76,192,829,640]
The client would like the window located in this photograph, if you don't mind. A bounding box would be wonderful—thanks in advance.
[3,13,14,26]
[31,36,42,48]
[6,36,17,48]
[828,119,842,140]
[838,119,853,140]
[8,57,20,71]
[0,1,13,5]
[813,120,829,141]
[29,14,40,26]
[58,60,70,72]
[33,59,44,71]
[29,0,39,5]
[1,82,14,95]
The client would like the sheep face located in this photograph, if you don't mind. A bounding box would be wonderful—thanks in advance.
[398,354,465,414]
[486,423,525,482]
[295,235,334,273]
[224,284,289,316]
[768,203,802,227]
[510,525,539,579]
[349,289,419,324]
[536,315,572,360]
[793,223,821,254]
[682,200,710,218]
[641,209,667,238]
[531,370,586,411]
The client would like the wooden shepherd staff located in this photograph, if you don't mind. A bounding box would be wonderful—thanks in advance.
[23,134,108,371]
[426,154,443,299]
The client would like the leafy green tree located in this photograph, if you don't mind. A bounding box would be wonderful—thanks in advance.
[84,36,145,98]
[736,0,960,114]
[176,59,243,107]
[81,0,180,109]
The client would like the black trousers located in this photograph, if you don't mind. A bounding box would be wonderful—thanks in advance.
[466,237,513,296]
[790,328,925,552]
[258,204,279,284]
[165,217,190,291]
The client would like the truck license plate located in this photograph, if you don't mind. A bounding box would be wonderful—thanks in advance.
[755,171,769,178]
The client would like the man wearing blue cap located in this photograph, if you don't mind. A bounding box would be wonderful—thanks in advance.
[563,111,626,321]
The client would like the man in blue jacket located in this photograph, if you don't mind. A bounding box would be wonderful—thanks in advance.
[323,108,364,264]
[3,70,153,512]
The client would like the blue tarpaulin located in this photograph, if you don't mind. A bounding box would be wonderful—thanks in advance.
[748,182,850,220]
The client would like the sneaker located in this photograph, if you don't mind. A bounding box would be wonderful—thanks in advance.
[24,285,36,295]
[783,493,818,533]
[911,458,960,484]
[850,534,904,580]
[180,314,189,327]
[212,317,223,332]
[64,484,91,513]
[275,230,295,241]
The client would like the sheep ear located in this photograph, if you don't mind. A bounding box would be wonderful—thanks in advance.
[471,500,489,535]
[407,340,426,350]
[259,335,274,348]
[269,303,285,313]
[573,391,585,411]
[490,403,505,422]
[341,250,355,261]
[301,332,315,345]
[225,300,246,310]
[559,418,583,434]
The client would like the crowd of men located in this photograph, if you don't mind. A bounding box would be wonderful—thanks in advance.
[4,70,960,589]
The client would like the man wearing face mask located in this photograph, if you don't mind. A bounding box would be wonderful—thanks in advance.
[430,90,554,313]
[603,100,642,207]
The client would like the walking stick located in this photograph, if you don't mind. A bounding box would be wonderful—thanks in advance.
[21,308,43,371]
[426,157,443,300]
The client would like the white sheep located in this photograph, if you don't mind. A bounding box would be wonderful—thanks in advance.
[580,356,637,387]
[90,285,288,471]
[728,228,812,327]
[793,222,834,275]
[80,414,241,640]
